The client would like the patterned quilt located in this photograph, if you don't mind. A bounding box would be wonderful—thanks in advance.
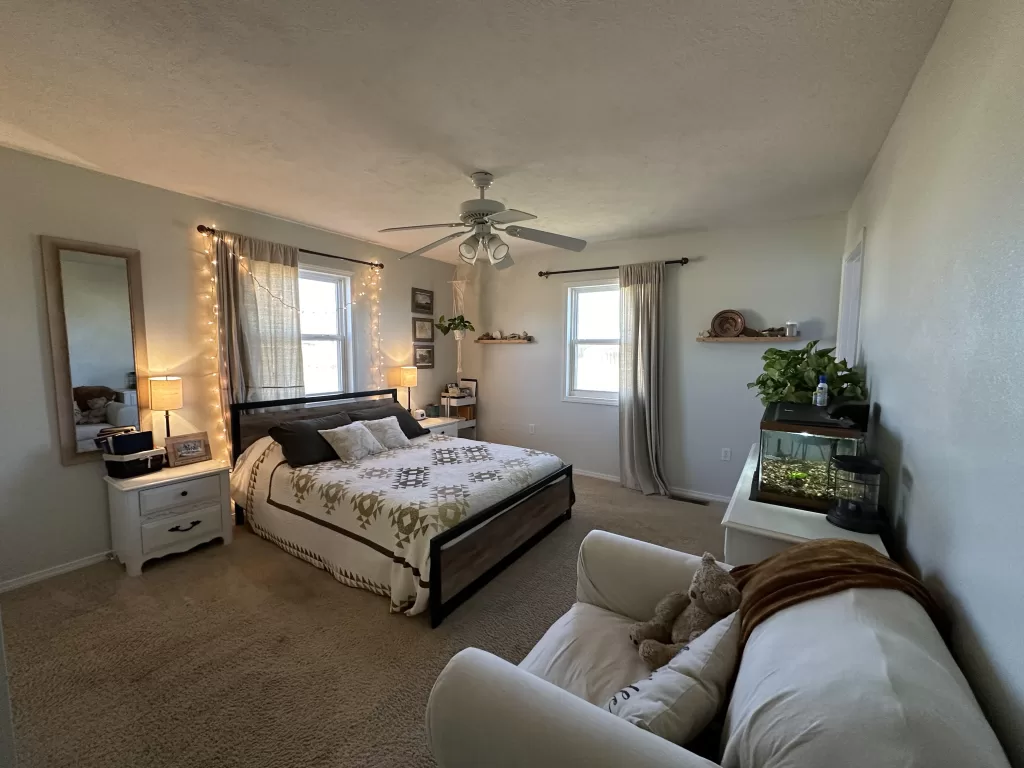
[231,433,565,615]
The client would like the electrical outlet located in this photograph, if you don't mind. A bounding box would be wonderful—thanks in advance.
[721,448,731,461]
[528,424,536,435]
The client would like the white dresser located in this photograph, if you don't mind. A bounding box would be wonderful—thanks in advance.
[104,460,233,576]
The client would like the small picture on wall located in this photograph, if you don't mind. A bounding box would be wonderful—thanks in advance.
[411,288,434,315]
[413,344,435,369]
[165,431,213,467]
[412,316,435,342]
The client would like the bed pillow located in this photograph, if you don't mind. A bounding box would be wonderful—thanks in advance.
[268,411,354,467]
[319,422,386,462]
[361,416,412,450]
[349,402,430,439]
[605,612,740,746]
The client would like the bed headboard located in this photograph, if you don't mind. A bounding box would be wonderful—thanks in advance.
[229,389,399,462]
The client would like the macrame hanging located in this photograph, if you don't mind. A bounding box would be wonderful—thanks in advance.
[451,276,468,373]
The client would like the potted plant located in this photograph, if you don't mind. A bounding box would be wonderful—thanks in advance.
[747,340,866,405]
[434,315,475,338]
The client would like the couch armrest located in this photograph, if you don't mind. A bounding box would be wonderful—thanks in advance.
[577,530,708,622]
[427,648,718,768]
[106,401,138,428]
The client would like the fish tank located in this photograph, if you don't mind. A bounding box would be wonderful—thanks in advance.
[756,402,865,511]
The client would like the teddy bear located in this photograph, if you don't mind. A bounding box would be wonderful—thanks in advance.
[628,552,741,669]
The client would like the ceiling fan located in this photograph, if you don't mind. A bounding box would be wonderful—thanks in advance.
[379,171,587,269]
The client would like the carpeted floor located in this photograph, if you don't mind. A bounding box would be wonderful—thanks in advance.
[0,476,724,768]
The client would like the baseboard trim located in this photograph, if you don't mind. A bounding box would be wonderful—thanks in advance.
[573,469,621,483]
[574,471,730,504]
[0,551,112,594]
[669,487,731,504]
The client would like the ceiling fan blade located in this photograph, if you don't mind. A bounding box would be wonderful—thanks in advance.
[399,231,470,260]
[505,226,587,252]
[379,223,464,233]
[486,209,537,225]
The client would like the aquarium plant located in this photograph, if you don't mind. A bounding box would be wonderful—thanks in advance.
[748,340,866,406]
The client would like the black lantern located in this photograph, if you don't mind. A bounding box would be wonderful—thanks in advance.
[826,455,885,534]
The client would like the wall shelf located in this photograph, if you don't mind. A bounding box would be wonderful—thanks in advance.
[475,339,533,344]
[696,334,802,343]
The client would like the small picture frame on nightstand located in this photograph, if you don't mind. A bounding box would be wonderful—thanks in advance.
[165,431,213,467]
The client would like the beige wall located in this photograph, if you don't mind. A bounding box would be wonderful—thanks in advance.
[0,147,456,585]
[477,214,846,498]
[845,0,1023,759]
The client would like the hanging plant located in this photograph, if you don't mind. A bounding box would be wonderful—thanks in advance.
[747,340,867,405]
[434,315,475,335]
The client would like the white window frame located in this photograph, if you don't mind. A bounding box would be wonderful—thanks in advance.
[299,267,354,394]
[563,278,620,406]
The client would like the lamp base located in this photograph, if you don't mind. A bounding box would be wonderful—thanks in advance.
[164,410,171,438]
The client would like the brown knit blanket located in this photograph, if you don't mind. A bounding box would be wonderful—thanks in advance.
[729,539,943,644]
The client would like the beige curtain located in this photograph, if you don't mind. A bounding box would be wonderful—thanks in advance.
[619,261,669,495]
[214,232,304,404]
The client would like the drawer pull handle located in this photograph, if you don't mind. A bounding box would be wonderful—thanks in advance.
[169,520,201,533]
[180,490,188,497]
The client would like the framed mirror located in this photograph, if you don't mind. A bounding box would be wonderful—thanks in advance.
[41,237,150,465]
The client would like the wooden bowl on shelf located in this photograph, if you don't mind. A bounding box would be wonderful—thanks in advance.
[711,310,746,338]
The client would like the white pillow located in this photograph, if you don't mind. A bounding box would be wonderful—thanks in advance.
[606,611,740,745]
[319,422,385,462]
[361,416,411,450]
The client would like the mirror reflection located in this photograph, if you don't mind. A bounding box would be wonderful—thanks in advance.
[59,250,140,452]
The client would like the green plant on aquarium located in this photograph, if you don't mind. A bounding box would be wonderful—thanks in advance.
[747,340,866,406]
[433,314,475,335]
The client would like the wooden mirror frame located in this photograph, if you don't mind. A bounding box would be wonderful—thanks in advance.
[40,236,151,466]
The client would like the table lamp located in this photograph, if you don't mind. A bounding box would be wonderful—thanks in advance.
[149,376,183,437]
[387,366,418,411]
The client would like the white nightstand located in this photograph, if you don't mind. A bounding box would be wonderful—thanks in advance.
[419,416,464,437]
[104,460,233,576]
[721,445,888,565]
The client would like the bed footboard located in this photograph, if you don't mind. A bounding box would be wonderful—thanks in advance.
[428,465,574,627]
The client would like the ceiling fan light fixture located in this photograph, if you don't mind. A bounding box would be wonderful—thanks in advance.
[487,235,510,264]
[458,234,479,261]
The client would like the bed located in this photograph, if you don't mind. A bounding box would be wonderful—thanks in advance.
[229,389,574,626]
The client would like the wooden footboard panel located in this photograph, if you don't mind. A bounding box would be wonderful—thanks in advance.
[429,465,573,627]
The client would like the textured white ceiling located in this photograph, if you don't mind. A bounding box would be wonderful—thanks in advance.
[0,0,950,261]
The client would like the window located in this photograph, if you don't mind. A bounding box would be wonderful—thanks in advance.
[564,280,620,404]
[299,268,352,395]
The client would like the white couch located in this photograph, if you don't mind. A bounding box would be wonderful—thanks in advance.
[427,530,1010,768]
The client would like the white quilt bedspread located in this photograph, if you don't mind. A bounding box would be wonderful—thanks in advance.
[231,433,565,615]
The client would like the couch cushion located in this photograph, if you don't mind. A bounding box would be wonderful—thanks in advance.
[520,602,651,706]
[722,589,1010,768]
[607,611,740,745]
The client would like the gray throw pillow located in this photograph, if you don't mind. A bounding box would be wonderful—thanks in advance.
[349,402,430,438]
[269,411,354,467]
[319,422,386,462]
[361,416,411,450]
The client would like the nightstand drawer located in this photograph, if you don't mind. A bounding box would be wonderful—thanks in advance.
[139,474,221,515]
[141,504,222,554]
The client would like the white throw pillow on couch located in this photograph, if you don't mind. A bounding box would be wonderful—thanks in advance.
[606,611,740,745]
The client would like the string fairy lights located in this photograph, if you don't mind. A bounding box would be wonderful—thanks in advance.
[200,229,231,460]
[359,262,386,389]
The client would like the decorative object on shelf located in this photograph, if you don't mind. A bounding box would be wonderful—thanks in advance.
[826,455,887,533]
[446,383,462,396]
[696,335,801,344]
[164,431,213,467]
[711,309,745,337]
[149,376,183,437]
[412,316,435,342]
[386,366,419,411]
[411,287,434,315]
[785,321,799,337]
[475,331,534,343]
[747,340,866,406]
[413,344,435,369]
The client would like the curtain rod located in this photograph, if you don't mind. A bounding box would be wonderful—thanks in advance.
[538,258,688,278]
[196,225,384,269]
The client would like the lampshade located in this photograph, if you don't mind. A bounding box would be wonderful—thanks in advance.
[150,376,183,411]
[399,366,418,387]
